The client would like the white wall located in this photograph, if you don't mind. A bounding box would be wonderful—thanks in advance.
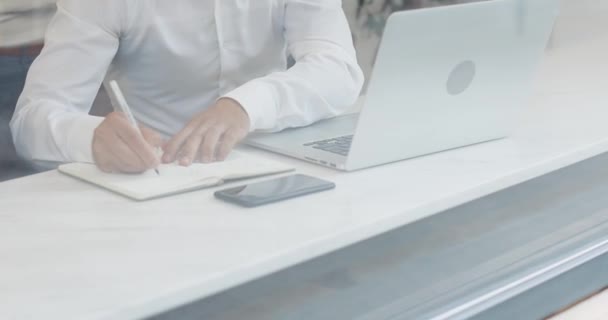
[551,0,608,49]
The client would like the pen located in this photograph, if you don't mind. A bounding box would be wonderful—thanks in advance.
[107,80,160,175]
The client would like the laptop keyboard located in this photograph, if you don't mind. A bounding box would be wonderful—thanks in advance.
[303,135,354,156]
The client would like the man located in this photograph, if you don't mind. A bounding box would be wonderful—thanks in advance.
[0,0,55,180]
[11,0,364,174]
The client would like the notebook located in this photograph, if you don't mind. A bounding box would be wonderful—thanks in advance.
[58,152,294,201]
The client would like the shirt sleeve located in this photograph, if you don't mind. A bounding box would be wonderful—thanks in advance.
[10,0,127,164]
[222,0,365,132]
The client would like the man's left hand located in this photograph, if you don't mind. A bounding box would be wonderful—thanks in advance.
[163,98,250,166]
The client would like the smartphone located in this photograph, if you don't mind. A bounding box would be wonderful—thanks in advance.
[214,174,335,208]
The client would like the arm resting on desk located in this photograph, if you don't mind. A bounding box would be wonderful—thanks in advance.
[223,0,364,133]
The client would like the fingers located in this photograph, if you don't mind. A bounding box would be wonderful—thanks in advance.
[164,99,250,165]
[94,129,146,173]
[113,116,160,169]
[114,131,158,171]
[111,136,150,173]
[216,128,246,162]
[176,125,212,166]
[140,126,164,148]
[197,127,223,164]
[165,124,238,166]
[193,126,244,164]
[92,112,163,174]
[163,123,196,164]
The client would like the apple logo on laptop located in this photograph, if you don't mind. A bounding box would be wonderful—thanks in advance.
[447,60,476,95]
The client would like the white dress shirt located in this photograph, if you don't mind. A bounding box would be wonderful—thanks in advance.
[0,0,56,47]
[11,0,364,164]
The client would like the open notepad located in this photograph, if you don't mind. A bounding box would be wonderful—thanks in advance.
[58,152,294,201]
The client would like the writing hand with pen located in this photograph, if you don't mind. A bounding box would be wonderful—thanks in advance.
[92,97,250,174]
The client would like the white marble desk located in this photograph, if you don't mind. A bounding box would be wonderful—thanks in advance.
[2,38,608,320]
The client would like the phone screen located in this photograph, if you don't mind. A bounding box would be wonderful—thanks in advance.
[215,174,335,207]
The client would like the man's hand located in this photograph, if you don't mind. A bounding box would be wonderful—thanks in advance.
[93,112,163,173]
[163,98,250,166]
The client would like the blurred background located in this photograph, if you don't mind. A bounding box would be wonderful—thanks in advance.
[344,0,608,86]
[344,0,476,83]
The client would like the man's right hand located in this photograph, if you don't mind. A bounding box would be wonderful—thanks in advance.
[92,112,163,173]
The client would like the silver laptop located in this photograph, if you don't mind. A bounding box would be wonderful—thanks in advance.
[246,0,559,171]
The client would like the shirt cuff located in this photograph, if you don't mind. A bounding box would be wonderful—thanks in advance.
[65,115,104,164]
[221,81,278,132]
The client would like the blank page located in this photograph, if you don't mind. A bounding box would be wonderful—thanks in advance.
[58,152,294,200]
